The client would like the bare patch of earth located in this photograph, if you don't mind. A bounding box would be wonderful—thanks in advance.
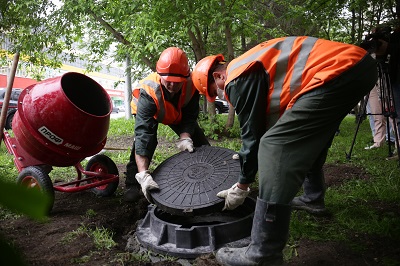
[0,135,399,265]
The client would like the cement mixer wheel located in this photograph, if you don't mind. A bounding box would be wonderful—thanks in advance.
[85,154,119,197]
[5,109,16,130]
[17,166,55,213]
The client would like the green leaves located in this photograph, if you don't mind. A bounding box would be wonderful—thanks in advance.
[2,0,398,83]
[0,179,50,221]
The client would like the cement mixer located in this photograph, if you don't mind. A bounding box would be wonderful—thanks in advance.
[2,72,119,212]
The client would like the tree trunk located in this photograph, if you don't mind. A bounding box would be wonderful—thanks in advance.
[221,0,235,128]
[125,55,133,119]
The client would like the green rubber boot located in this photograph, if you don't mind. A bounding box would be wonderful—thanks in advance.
[216,197,291,266]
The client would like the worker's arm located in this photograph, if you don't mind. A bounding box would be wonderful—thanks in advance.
[171,88,201,153]
[217,63,268,211]
[135,154,150,172]
[134,89,159,171]
[225,63,268,185]
[175,90,201,137]
[133,89,160,202]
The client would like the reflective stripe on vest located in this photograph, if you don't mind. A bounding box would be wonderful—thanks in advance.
[131,73,195,124]
[227,37,317,125]
[226,37,366,128]
[142,79,166,123]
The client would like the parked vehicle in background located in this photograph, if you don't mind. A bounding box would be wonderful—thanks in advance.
[199,97,230,114]
[0,88,22,130]
[118,105,125,112]
[112,106,120,113]
[215,99,229,114]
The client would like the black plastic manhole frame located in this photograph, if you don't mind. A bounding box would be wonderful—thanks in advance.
[136,197,255,259]
[150,146,240,216]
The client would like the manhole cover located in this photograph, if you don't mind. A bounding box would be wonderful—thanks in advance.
[151,146,240,215]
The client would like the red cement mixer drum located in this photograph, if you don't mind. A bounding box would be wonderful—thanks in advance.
[12,72,112,167]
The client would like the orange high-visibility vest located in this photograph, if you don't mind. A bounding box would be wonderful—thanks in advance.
[225,36,368,126]
[130,72,196,125]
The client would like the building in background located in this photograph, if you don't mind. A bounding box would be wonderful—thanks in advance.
[1,35,126,111]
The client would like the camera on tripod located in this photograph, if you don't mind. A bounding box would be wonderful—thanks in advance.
[360,26,392,54]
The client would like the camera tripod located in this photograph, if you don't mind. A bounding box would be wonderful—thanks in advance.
[346,61,400,165]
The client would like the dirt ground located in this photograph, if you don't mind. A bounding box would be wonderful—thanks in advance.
[1,136,399,266]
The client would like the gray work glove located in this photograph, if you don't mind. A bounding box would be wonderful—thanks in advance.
[176,138,194,152]
[135,170,159,203]
[216,183,250,211]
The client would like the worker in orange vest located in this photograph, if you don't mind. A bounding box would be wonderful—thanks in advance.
[125,47,209,203]
[192,36,377,265]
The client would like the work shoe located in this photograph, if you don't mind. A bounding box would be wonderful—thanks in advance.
[364,143,381,150]
[123,186,141,202]
[124,169,142,202]
[291,196,327,215]
[386,154,399,160]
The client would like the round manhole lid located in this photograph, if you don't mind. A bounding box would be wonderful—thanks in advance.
[150,146,239,216]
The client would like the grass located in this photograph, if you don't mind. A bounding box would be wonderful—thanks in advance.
[0,113,399,263]
[61,224,116,250]
[109,114,400,251]
[287,115,400,257]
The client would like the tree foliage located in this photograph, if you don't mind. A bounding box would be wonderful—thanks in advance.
[1,0,70,68]
[1,0,398,71]
[0,0,399,122]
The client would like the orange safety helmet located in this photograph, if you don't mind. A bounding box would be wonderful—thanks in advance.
[192,54,225,102]
[156,47,190,83]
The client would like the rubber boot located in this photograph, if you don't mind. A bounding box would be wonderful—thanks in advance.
[291,196,326,215]
[124,185,141,202]
[291,169,327,215]
[123,157,141,202]
[216,197,291,266]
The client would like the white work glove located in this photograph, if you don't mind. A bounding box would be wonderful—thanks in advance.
[217,183,250,211]
[135,170,159,203]
[176,138,194,152]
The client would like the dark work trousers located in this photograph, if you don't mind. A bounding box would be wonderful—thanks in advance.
[298,135,334,203]
[258,54,378,204]
[125,122,210,186]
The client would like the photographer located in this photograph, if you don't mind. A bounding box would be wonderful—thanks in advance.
[361,24,400,150]
[360,26,390,56]
[360,26,395,150]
